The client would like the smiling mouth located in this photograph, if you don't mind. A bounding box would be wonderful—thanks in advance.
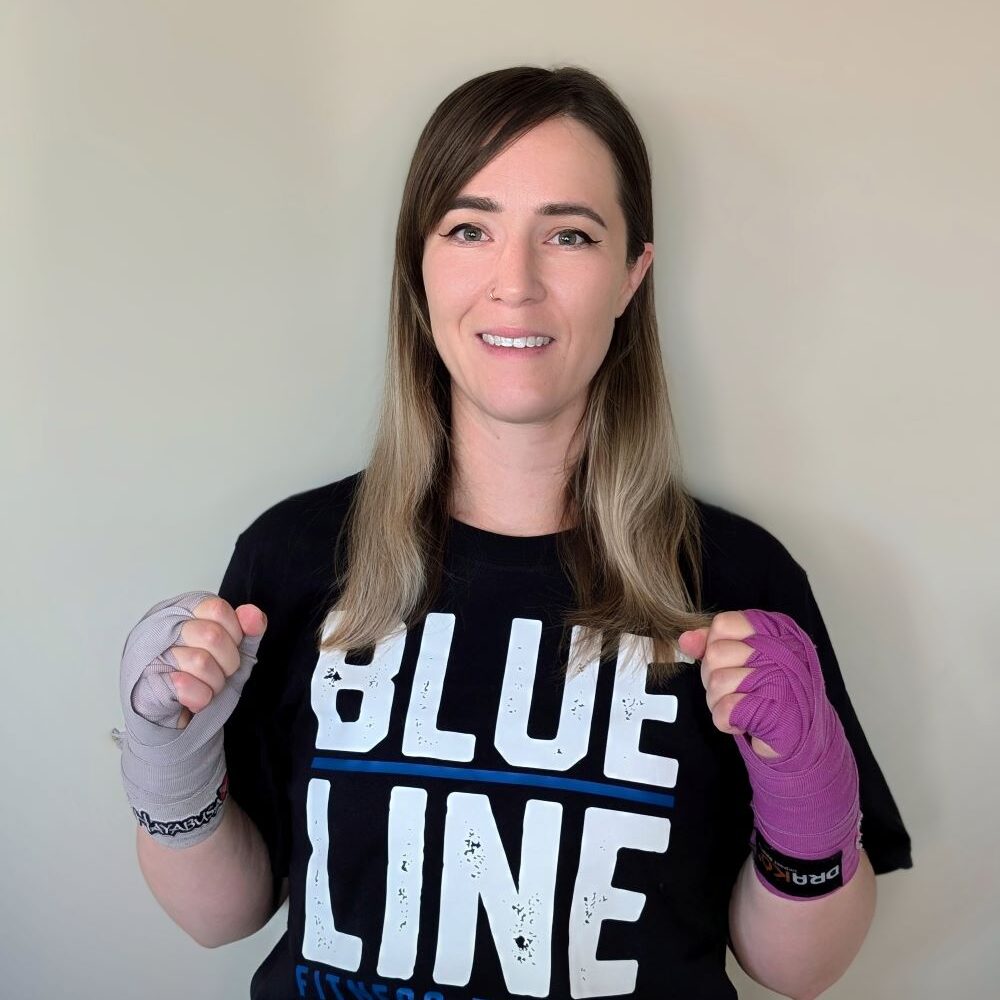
[478,332,554,349]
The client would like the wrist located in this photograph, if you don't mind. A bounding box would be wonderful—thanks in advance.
[120,727,230,849]
[738,724,862,899]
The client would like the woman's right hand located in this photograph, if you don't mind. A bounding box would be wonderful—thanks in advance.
[130,596,268,730]
[118,589,267,847]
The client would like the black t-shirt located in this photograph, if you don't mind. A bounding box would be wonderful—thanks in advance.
[220,471,911,1000]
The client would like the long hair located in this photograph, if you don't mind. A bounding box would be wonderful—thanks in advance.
[317,65,714,679]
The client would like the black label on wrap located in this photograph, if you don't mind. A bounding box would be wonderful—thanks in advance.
[752,828,844,898]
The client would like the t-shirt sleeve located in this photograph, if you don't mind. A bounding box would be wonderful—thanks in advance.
[218,530,292,911]
[764,549,913,876]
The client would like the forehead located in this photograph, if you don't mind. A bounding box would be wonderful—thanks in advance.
[458,117,619,208]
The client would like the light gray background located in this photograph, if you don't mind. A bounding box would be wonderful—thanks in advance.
[3,1,997,997]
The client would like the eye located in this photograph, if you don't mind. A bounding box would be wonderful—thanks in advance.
[442,223,487,243]
[550,229,598,248]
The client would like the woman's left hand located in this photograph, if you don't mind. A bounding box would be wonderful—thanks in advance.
[681,608,864,899]
[678,611,782,759]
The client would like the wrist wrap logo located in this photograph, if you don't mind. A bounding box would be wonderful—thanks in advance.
[133,773,229,838]
[752,828,843,898]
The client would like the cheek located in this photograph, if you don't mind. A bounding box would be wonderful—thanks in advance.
[564,270,621,332]
[423,254,479,323]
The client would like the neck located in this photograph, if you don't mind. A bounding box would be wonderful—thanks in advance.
[448,390,585,537]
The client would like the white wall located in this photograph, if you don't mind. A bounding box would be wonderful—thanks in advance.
[3,1,997,996]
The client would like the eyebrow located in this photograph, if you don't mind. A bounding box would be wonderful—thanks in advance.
[445,194,608,231]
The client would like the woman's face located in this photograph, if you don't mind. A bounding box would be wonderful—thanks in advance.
[421,116,653,430]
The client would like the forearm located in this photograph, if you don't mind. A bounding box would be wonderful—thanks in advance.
[728,848,876,1000]
[136,796,276,948]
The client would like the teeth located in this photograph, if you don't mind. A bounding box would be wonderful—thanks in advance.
[481,333,552,348]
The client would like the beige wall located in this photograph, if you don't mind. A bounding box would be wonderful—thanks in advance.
[3,1,997,996]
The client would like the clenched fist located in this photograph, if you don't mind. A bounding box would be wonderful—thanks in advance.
[680,608,863,899]
[679,610,781,759]
[117,590,269,847]
[131,597,268,729]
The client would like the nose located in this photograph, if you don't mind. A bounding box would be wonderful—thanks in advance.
[490,235,546,306]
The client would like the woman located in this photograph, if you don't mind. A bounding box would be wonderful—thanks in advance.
[118,66,912,999]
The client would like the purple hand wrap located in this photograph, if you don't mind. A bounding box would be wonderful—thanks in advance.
[729,608,862,899]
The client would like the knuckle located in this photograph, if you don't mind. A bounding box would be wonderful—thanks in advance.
[723,639,747,665]
[172,677,191,707]
[190,681,213,712]
[174,644,208,674]
[716,610,743,631]
[706,671,726,700]
[189,646,215,674]
[195,594,228,618]
[221,646,242,677]
[699,661,712,689]
[720,692,744,730]
[184,617,227,652]
[711,701,729,732]
[181,617,208,647]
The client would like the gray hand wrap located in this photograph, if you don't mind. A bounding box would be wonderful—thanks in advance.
[116,591,263,849]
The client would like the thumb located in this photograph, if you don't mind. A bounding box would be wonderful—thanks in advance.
[236,603,268,638]
[677,627,708,659]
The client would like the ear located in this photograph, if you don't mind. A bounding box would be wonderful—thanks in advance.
[615,242,654,318]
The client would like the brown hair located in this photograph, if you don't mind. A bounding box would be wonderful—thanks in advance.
[317,65,713,678]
